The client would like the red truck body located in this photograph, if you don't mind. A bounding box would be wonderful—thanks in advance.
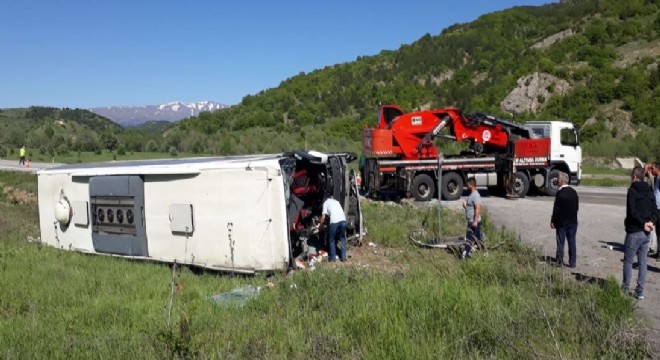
[361,105,554,201]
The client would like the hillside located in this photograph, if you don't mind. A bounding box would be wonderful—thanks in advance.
[172,0,659,161]
[0,107,117,154]
[0,107,164,157]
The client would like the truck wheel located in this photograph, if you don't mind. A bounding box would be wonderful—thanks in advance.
[543,170,561,197]
[512,172,530,198]
[442,172,464,201]
[411,174,435,202]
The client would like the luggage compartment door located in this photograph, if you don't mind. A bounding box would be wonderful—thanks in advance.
[89,176,148,256]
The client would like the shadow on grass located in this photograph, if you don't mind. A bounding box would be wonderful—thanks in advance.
[539,255,558,265]
[70,249,260,278]
[573,272,608,287]
[539,255,615,288]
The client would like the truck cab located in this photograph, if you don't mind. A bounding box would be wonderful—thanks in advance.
[526,121,582,187]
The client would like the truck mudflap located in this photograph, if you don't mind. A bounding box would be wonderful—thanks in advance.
[570,172,580,186]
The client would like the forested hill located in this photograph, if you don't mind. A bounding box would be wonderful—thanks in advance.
[0,107,118,152]
[173,0,659,160]
[0,107,165,156]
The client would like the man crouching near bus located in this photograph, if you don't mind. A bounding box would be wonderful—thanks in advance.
[462,177,483,258]
[320,193,348,262]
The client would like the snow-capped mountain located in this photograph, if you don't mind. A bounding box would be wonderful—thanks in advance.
[89,101,228,127]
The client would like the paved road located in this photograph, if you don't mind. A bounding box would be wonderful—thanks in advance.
[574,185,627,206]
[470,184,660,337]
[0,159,62,173]
[479,185,628,206]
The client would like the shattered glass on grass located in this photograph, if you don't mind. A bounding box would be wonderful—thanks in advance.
[208,285,261,307]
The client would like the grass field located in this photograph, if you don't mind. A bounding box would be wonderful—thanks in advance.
[581,178,630,187]
[0,171,652,358]
[581,166,632,187]
[582,166,631,176]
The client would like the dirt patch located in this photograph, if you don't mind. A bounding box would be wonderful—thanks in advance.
[614,40,660,68]
[344,244,408,274]
[531,28,576,49]
[2,186,37,205]
[310,244,409,275]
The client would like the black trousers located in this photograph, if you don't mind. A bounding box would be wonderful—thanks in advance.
[657,209,660,242]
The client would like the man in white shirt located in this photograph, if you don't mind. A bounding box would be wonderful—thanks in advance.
[320,194,347,262]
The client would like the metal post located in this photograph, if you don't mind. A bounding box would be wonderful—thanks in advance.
[437,154,443,238]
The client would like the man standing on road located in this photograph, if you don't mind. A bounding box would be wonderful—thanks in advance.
[462,177,483,258]
[622,166,657,300]
[551,171,579,268]
[18,145,26,166]
[320,194,348,262]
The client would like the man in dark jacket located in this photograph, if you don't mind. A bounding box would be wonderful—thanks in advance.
[622,166,658,300]
[654,162,660,257]
[551,171,579,268]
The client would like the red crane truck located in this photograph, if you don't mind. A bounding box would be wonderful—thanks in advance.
[361,105,582,201]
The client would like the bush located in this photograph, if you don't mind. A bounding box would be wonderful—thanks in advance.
[116,144,126,156]
[191,141,204,154]
[169,146,178,157]
[145,140,159,152]
[56,144,70,156]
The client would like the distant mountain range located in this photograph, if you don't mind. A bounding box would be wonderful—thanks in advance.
[89,101,227,127]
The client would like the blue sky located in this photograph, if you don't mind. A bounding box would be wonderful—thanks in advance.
[1,0,554,108]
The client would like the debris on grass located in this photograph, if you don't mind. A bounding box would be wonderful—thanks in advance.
[208,285,261,307]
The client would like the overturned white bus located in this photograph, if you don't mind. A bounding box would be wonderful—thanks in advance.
[37,151,362,273]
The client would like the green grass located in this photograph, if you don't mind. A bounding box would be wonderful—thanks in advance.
[581,166,630,187]
[0,172,651,358]
[581,178,630,187]
[582,166,630,176]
